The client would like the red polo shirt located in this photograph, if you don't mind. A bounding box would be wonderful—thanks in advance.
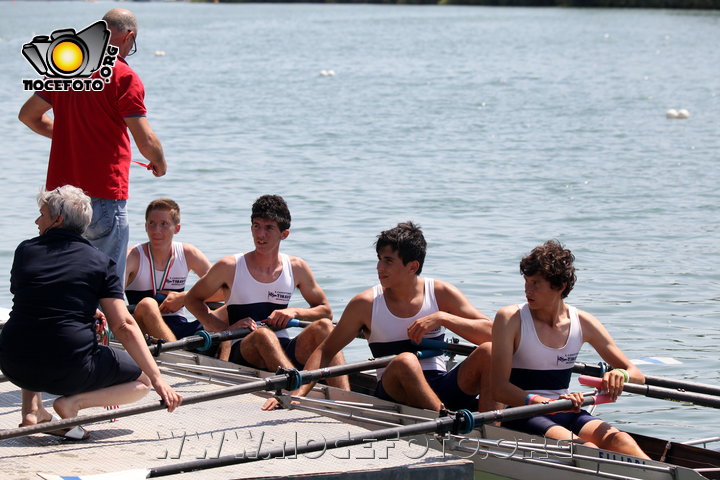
[38,57,146,200]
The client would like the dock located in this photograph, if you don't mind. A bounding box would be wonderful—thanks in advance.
[0,369,473,480]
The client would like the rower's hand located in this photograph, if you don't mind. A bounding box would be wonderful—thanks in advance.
[261,397,281,411]
[407,313,443,344]
[158,291,183,314]
[265,308,297,329]
[229,317,257,331]
[261,396,299,411]
[603,370,626,401]
[152,378,183,412]
[557,392,584,412]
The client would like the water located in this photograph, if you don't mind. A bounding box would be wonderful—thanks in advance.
[1,2,718,443]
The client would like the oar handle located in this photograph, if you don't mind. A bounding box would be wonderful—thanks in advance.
[579,375,604,388]
[418,338,475,356]
[416,349,443,359]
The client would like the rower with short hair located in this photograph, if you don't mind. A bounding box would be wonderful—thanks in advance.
[491,240,650,459]
[282,221,496,413]
[184,195,348,390]
[125,198,220,342]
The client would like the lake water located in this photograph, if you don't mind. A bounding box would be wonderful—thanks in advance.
[1,1,718,443]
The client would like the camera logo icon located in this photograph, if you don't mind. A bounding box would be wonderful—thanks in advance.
[23,20,110,78]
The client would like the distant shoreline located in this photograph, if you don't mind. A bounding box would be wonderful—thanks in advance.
[210,0,720,8]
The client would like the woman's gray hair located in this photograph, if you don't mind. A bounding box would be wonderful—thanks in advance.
[37,185,93,234]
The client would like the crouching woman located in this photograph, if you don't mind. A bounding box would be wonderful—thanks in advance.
[0,186,181,440]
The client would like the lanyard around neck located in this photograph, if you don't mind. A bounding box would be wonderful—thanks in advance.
[144,243,174,295]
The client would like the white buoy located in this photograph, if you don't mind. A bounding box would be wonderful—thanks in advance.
[154,50,166,57]
[676,109,689,119]
[665,109,679,119]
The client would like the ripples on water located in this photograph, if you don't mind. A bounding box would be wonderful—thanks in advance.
[0,2,718,442]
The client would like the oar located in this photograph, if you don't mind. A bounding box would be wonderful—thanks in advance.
[146,318,311,356]
[579,375,720,409]
[418,339,719,398]
[127,300,225,314]
[0,355,396,441]
[573,362,720,397]
[37,392,614,480]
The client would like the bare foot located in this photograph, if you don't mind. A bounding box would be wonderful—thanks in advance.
[52,396,79,419]
[20,409,53,427]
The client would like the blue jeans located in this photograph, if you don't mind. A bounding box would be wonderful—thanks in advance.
[84,197,129,281]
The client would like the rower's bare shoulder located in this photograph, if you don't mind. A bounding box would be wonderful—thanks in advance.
[495,304,521,325]
[576,308,606,335]
[288,255,315,274]
[209,254,238,275]
[432,278,471,303]
[349,287,375,306]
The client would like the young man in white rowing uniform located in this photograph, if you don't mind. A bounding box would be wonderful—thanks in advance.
[185,195,349,390]
[273,222,496,412]
[492,240,650,459]
[125,198,220,342]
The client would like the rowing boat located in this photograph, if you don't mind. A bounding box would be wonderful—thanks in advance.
[151,346,720,480]
[1,312,718,479]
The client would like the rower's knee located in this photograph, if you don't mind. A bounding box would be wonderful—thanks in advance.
[603,431,642,454]
[247,328,280,348]
[468,341,492,366]
[134,297,159,316]
[305,318,334,341]
[386,352,423,376]
[458,342,492,387]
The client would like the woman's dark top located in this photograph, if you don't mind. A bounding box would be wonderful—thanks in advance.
[0,228,124,392]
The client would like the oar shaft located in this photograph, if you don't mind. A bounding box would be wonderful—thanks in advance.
[419,344,720,399]
[147,319,310,356]
[643,374,720,397]
[147,328,251,355]
[149,395,605,477]
[579,375,720,409]
[0,355,396,441]
[573,362,720,397]
[622,383,720,409]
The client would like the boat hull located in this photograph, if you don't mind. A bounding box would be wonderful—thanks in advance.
[155,348,720,480]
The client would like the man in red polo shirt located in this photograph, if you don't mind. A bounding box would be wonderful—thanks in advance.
[18,8,167,279]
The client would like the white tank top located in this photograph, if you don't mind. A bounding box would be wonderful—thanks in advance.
[367,277,447,380]
[226,253,295,339]
[125,241,189,319]
[510,302,583,398]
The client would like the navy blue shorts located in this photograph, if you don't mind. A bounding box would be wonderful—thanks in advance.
[1,345,141,397]
[502,409,600,436]
[228,335,302,370]
[164,315,203,339]
[375,366,478,411]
